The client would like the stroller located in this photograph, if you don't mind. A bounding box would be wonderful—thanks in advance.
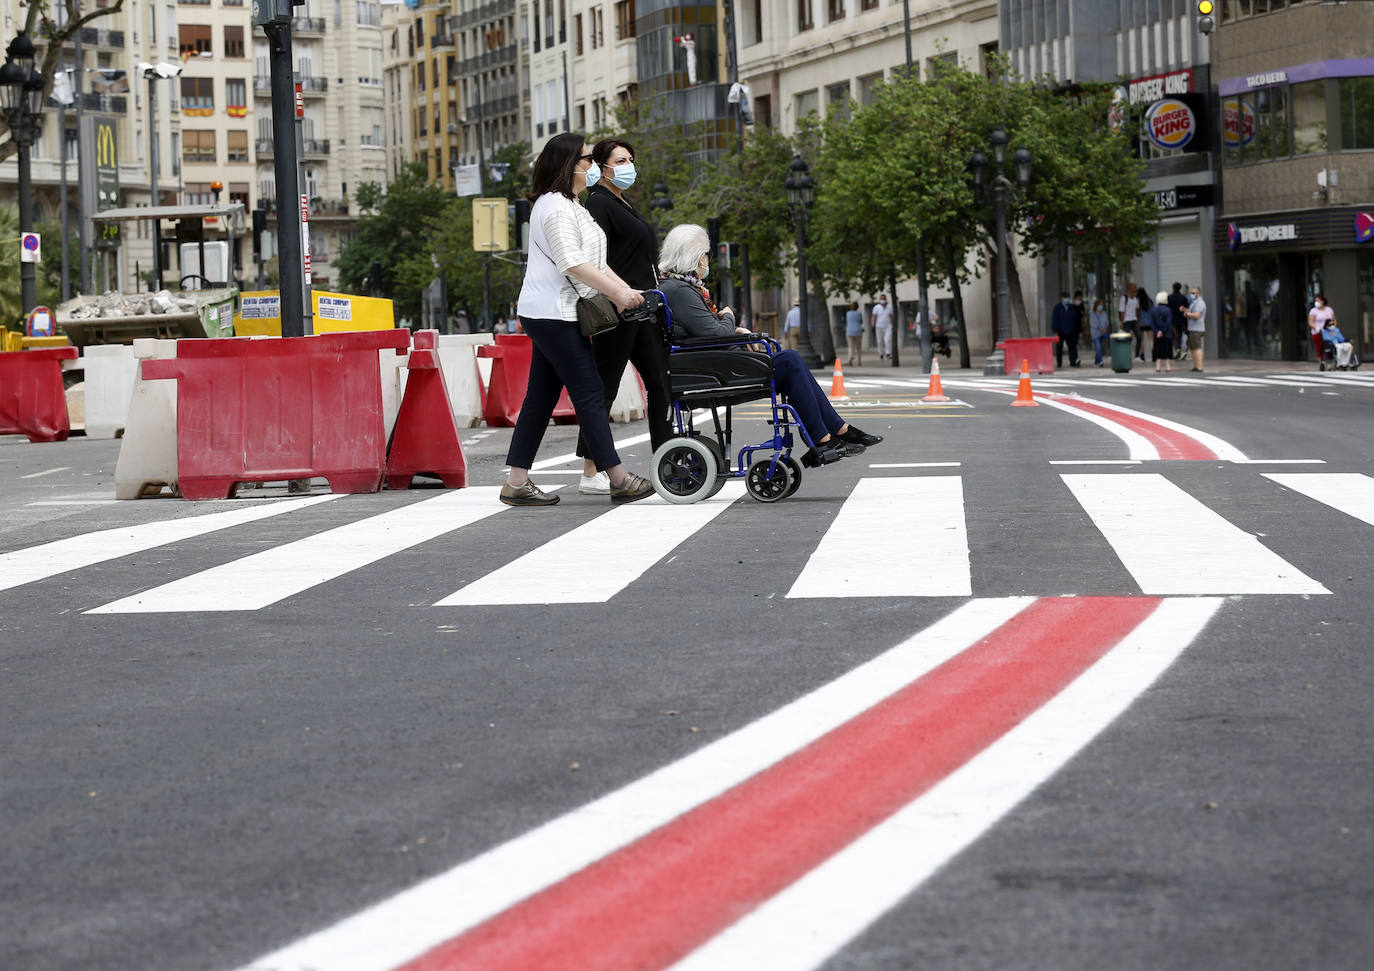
[626,290,828,504]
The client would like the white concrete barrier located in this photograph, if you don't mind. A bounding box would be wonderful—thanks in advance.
[608,366,648,423]
[113,339,180,499]
[435,333,495,428]
[380,348,410,438]
[81,344,140,440]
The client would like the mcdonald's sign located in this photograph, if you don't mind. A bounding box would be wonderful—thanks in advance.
[94,119,120,211]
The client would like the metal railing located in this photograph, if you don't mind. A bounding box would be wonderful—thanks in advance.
[293,16,326,33]
[455,0,516,30]
[256,138,274,157]
[302,138,331,155]
[300,76,329,93]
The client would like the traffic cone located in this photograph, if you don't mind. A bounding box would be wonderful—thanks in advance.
[829,358,849,401]
[1010,358,1039,407]
[921,359,951,402]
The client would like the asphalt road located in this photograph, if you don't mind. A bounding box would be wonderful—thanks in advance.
[2,363,1372,971]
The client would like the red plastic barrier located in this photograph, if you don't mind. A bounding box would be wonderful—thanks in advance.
[476,333,578,427]
[141,330,409,500]
[1000,337,1059,375]
[0,347,79,443]
[387,332,466,489]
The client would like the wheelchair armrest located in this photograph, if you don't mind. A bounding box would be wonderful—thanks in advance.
[673,334,765,350]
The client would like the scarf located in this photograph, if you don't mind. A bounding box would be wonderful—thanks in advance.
[661,270,720,317]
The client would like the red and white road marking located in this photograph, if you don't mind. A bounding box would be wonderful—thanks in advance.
[237,596,1221,971]
[1031,393,1248,461]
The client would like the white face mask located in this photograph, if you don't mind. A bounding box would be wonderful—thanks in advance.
[1315,300,1324,308]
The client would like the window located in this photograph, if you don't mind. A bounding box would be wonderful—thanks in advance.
[227,130,249,161]
[857,71,883,105]
[826,81,850,120]
[615,0,635,40]
[184,182,213,205]
[224,25,244,58]
[795,89,819,119]
[229,183,249,209]
[753,0,763,43]
[927,52,957,79]
[356,1,380,27]
[532,1,540,53]
[1292,80,1327,156]
[574,13,583,54]
[753,93,771,129]
[226,79,247,116]
[827,0,843,22]
[798,0,813,31]
[576,102,586,128]
[860,0,877,9]
[180,76,214,112]
[178,23,212,57]
[590,6,603,49]
[182,129,216,163]
[1339,77,1374,150]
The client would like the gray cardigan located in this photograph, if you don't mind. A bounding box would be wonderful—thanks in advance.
[661,278,736,340]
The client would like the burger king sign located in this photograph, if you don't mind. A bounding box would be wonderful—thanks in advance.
[1144,98,1197,151]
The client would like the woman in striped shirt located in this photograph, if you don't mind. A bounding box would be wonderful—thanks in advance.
[500,133,656,507]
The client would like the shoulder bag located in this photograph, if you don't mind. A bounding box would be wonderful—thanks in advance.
[532,233,620,338]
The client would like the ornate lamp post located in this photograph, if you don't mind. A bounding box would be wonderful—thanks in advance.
[2,32,46,314]
[968,128,1032,347]
[649,181,674,243]
[784,153,822,368]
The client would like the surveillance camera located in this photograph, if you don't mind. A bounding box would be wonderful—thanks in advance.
[156,63,183,79]
[136,61,155,77]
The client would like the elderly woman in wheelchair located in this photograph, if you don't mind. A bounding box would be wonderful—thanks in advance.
[645,223,882,503]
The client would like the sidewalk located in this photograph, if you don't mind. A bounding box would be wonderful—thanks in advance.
[828,348,1325,377]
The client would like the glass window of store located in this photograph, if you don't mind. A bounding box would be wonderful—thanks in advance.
[1224,80,1332,164]
[1224,257,1282,358]
[1339,77,1374,150]
[1291,80,1327,155]
[1359,251,1374,357]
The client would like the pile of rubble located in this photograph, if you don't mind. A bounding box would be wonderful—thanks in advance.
[65,290,199,319]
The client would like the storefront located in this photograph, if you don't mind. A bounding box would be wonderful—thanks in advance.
[1212,208,1374,361]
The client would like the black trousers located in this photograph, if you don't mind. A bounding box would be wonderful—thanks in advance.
[575,314,673,460]
[1055,332,1080,366]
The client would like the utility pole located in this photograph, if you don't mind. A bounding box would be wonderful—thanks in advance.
[474,73,491,331]
[146,71,162,289]
[294,79,313,333]
[256,0,306,337]
[76,8,89,294]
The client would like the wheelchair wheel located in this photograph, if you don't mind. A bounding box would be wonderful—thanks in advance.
[783,457,803,498]
[745,457,793,503]
[701,438,730,498]
[651,438,718,504]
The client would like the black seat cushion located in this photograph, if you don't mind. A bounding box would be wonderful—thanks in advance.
[670,349,773,401]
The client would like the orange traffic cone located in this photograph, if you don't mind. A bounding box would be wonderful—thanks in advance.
[1011,358,1039,407]
[829,358,849,401]
[921,359,951,402]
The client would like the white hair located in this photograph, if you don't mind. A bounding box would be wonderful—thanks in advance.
[660,223,710,276]
[1156,291,1168,304]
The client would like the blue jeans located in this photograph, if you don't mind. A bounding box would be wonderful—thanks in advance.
[771,349,844,444]
[1092,333,1108,364]
[506,317,622,471]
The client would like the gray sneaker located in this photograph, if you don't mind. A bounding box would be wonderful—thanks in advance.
[499,480,560,506]
[610,472,655,504]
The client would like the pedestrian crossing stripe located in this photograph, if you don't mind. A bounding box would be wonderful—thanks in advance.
[3,474,1364,614]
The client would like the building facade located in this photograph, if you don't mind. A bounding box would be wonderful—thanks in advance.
[999,0,1217,352]
[1212,0,1374,362]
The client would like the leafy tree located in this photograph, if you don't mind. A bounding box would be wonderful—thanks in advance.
[430,199,523,324]
[0,207,21,329]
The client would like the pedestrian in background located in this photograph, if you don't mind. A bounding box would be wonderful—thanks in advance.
[871,293,893,359]
[1184,284,1208,372]
[501,132,654,507]
[1119,281,1141,360]
[573,136,673,496]
[1150,290,1174,373]
[1136,288,1155,361]
[1167,282,1189,361]
[1089,296,1110,366]
[783,300,801,351]
[1308,292,1335,363]
[845,300,864,365]
[1051,291,1080,368]
[1072,289,1086,360]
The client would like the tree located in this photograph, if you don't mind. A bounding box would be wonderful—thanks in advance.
[0,207,21,328]
[1,0,127,163]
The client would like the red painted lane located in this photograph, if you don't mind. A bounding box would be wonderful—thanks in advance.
[398,597,1164,971]
[1037,394,1217,460]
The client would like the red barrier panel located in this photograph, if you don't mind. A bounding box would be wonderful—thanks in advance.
[141,331,410,500]
[0,347,79,443]
[386,333,466,490]
[477,333,578,427]
[1000,337,1059,375]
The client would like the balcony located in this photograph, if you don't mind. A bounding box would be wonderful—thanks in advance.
[254,76,271,93]
[78,27,125,49]
[256,138,274,157]
[302,138,331,156]
[452,44,517,79]
[311,197,350,217]
[456,0,515,31]
[293,16,326,35]
[431,33,455,48]
[300,75,329,96]
[71,92,126,113]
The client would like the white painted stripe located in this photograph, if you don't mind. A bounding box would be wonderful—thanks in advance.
[995,391,1158,461]
[0,496,338,595]
[1264,472,1374,528]
[1048,460,1142,466]
[1198,376,1285,387]
[87,489,515,614]
[437,484,745,605]
[1063,473,1328,595]
[787,477,970,598]
[868,462,961,469]
[1299,372,1374,386]
[229,598,1034,971]
[1231,458,1325,465]
[1048,394,1250,461]
[19,466,70,479]
[669,597,1223,971]
[530,431,651,470]
[26,500,121,506]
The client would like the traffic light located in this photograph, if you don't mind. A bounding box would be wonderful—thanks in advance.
[252,207,267,261]
[716,242,731,269]
[1197,0,1216,34]
[513,198,531,254]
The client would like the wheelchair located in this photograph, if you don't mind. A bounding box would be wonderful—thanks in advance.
[628,290,823,504]
[1320,338,1360,371]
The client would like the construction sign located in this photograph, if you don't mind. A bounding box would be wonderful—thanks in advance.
[233,289,396,336]
[472,198,508,252]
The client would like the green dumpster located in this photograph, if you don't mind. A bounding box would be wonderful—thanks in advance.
[1110,332,1134,373]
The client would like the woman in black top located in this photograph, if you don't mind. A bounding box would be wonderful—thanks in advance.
[573,137,674,494]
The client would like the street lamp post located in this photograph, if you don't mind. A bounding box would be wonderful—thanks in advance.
[784,154,822,369]
[2,32,46,315]
[137,61,183,292]
[968,128,1032,347]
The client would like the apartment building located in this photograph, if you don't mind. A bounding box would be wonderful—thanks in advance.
[999,0,1216,348]
[253,0,387,288]
[381,1,415,182]
[451,0,524,182]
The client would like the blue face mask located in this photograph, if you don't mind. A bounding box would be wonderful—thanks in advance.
[609,163,637,189]
[1062,299,1070,307]
[582,162,600,188]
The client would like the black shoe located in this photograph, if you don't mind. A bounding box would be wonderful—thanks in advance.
[824,438,866,457]
[801,444,844,468]
[839,425,883,447]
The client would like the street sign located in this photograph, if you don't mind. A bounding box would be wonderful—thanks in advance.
[472,197,508,252]
[94,119,119,211]
[300,193,312,285]
[25,306,55,337]
[95,221,122,249]
[252,0,294,26]
[20,232,41,264]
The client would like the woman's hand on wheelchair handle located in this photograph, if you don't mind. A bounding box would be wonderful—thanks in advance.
[611,287,646,313]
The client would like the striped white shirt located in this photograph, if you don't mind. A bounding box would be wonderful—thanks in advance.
[518,192,608,322]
